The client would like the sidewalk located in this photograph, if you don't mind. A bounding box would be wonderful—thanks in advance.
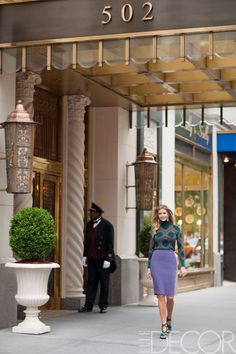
[0,285,236,354]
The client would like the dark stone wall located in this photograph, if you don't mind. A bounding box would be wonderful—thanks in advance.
[1,0,236,44]
[223,164,236,281]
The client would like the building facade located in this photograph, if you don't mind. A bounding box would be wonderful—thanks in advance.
[0,0,236,328]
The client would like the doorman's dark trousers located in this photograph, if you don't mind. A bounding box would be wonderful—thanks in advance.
[84,258,110,310]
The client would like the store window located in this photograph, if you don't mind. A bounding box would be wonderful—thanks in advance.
[175,162,211,269]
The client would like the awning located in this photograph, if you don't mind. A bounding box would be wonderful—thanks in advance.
[3,29,236,113]
[217,133,236,152]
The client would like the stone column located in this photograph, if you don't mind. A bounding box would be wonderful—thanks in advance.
[14,71,41,213]
[212,126,221,286]
[62,95,91,307]
[160,109,175,210]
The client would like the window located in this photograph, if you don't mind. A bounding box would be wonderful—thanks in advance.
[175,162,211,269]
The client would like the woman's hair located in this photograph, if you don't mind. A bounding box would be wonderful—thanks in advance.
[151,205,174,235]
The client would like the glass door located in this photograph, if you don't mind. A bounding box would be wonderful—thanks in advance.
[33,171,61,309]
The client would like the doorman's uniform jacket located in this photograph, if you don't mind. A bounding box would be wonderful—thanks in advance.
[83,218,114,262]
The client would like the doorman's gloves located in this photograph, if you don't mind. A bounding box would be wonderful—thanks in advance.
[82,257,87,267]
[103,261,110,269]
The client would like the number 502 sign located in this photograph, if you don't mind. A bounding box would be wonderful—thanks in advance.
[101,2,154,24]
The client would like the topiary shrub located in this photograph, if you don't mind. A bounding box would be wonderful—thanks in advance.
[138,224,152,257]
[9,207,56,262]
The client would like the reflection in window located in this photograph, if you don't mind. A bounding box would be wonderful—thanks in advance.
[43,180,56,219]
[27,46,47,72]
[157,36,180,62]
[214,31,236,57]
[130,37,153,64]
[104,39,126,66]
[77,42,98,68]
[52,44,72,70]
[185,33,209,61]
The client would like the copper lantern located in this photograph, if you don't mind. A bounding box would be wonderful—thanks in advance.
[4,100,36,193]
[134,148,158,210]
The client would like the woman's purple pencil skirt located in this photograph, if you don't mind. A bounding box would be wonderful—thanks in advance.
[150,249,177,296]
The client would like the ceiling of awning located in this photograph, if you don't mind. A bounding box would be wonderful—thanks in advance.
[78,56,236,108]
[3,30,236,110]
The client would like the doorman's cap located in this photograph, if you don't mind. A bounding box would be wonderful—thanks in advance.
[89,202,104,214]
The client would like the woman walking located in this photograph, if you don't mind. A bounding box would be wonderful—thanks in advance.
[147,205,187,339]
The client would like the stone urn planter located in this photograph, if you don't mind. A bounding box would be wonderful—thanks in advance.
[138,224,157,306]
[6,207,60,334]
[139,257,157,306]
[5,262,59,334]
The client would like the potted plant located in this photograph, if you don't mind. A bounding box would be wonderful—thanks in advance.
[138,224,152,258]
[138,220,156,306]
[5,207,60,334]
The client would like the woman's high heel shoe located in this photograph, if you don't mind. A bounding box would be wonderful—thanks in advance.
[160,323,168,339]
[166,318,172,333]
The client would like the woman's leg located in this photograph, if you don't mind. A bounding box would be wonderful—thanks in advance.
[166,296,174,330]
[158,295,168,338]
[157,295,167,324]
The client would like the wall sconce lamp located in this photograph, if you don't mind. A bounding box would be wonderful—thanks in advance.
[126,148,158,211]
[0,100,36,193]
[223,156,229,163]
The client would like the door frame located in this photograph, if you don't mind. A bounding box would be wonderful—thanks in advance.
[33,156,62,308]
